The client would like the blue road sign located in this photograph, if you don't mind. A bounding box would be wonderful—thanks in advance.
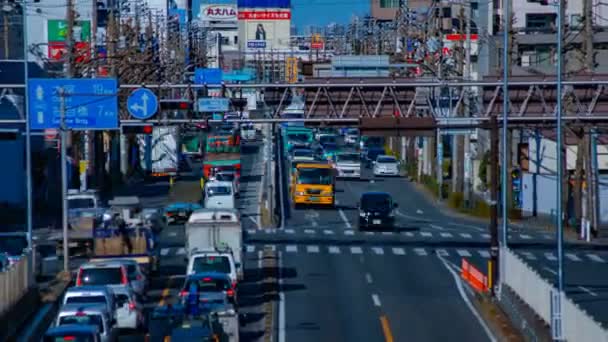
[198,98,229,112]
[194,68,223,85]
[28,78,118,130]
[127,88,158,120]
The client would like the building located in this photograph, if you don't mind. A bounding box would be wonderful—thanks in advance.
[194,0,239,68]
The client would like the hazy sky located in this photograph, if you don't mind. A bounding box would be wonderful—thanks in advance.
[291,0,370,32]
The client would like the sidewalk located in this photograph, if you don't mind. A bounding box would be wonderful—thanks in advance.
[408,179,607,245]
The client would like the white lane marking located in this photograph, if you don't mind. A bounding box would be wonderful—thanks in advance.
[543,234,553,240]
[160,248,170,256]
[566,253,581,262]
[587,254,606,263]
[544,252,557,261]
[344,230,355,236]
[448,222,484,232]
[520,234,532,240]
[307,245,319,253]
[579,286,598,297]
[416,209,424,215]
[328,246,340,254]
[351,246,363,254]
[176,247,186,256]
[339,209,352,229]
[323,229,335,235]
[258,250,263,269]
[420,231,433,237]
[246,245,256,253]
[372,294,382,307]
[404,232,415,237]
[457,249,472,257]
[248,216,260,229]
[311,220,318,227]
[265,229,276,234]
[365,273,373,284]
[414,248,428,256]
[278,251,286,342]
[460,233,472,239]
[430,224,445,231]
[543,267,558,275]
[436,249,449,257]
[478,250,491,258]
[382,231,394,236]
[246,229,256,235]
[481,233,491,239]
[285,245,298,253]
[304,229,316,234]
[371,247,384,255]
[440,232,453,238]
[521,251,537,260]
[437,255,497,342]
[284,229,295,234]
[392,247,406,255]
[168,231,177,237]
[365,231,374,236]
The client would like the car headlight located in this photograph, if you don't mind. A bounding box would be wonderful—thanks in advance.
[359,212,366,217]
[321,191,332,196]
[296,191,305,196]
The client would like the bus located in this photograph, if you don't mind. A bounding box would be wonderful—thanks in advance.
[290,162,336,207]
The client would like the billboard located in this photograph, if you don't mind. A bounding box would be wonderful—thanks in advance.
[47,20,91,42]
[237,0,289,8]
[200,4,238,21]
[239,9,291,50]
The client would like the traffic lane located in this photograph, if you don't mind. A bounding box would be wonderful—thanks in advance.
[282,249,384,342]
[364,252,492,342]
[238,250,269,342]
[239,143,264,231]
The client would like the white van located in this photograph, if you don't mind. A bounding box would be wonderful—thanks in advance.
[204,181,235,209]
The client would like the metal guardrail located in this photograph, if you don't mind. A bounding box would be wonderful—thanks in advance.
[0,252,31,316]
[503,248,608,342]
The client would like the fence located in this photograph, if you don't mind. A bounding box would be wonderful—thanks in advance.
[0,252,31,316]
[503,248,608,342]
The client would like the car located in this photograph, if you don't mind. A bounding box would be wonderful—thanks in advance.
[115,259,148,298]
[315,128,335,141]
[62,286,117,320]
[76,261,130,291]
[360,136,384,150]
[164,202,202,225]
[180,272,237,306]
[334,152,361,178]
[344,128,360,145]
[210,170,240,197]
[362,147,385,168]
[187,248,240,286]
[373,155,400,176]
[44,324,102,342]
[290,148,315,163]
[318,134,338,148]
[54,304,117,342]
[112,285,145,330]
[203,181,235,209]
[357,192,398,231]
[321,143,340,161]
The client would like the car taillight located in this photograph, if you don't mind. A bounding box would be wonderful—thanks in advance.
[136,274,143,281]
[76,269,83,286]
[179,290,188,297]
[231,281,237,289]
[63,336,76,341]
[128,301,136,311]
[226,289,234,297]
[121,268,128,285]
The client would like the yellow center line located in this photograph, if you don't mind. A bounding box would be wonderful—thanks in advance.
[380,315,394,342]
[158,277,173,307]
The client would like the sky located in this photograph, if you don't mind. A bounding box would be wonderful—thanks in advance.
[290,0,370,33]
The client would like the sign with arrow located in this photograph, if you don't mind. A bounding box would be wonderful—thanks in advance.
[127,88,158,120]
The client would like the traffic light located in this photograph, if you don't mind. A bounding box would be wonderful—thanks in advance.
[160,100,193,111]
[122,125,153,134]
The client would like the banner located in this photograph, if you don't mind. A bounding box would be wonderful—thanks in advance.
[240,10,291,50]
[47,20,91,42]
[201,4,238,21]
[238,10,290,20]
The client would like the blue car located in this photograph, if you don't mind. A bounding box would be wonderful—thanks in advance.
[44,324,101,342]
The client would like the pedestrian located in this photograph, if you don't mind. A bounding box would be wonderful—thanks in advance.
[116,214,133,254]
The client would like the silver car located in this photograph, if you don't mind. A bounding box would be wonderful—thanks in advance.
[62,286,116,320]
[112,285,145,330]
[55,303,118,342]
[117,259,148,298]
[373,155,400,176]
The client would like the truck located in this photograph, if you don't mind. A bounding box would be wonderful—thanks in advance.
[185,208,243,280]
[203,135,241,180]
[91,196,160,274]
[181,131,204,160]
[282,126,314,156]
[138,126,180,178]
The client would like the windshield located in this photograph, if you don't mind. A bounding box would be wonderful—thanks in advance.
[207,186,232,197]
[68,198,96,209]
[377,156,397,163]
[79,267,123,286]
[288,133,310,142]
[297,168,333,185]
[293,150,313,157]
[44,335,96,342]
[337,153,359,163]
[59,314,104,333]
[215,173,235,182]
[126,264,139,280]
[185,277,231,292]
[282,113,304,119]
[192,256,232,274]
[65,296,108,305]
[367,149,385,158]
[319,135,337,144]
[361,195,392,210]
[115,293,131,308]
[346,129,359,135]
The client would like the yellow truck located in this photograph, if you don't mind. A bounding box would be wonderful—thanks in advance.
[290,162,336,208]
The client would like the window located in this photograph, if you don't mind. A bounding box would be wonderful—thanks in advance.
[526,13,556,32]
[65,295,107,305]
[297,168,333,185]
[207,186,232,197]
[377,156,397,163]
[68,198,96,209]
[361,194,392,210]
[337,154,360,163]
[192,256,232,274]
[79,267,123,285]
[59,314,104,333]
[379,0,399,8]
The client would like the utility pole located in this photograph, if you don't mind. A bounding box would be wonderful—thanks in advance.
[490,114,499,295]
[59,89,70,274]
[463,0,473,206]
[3,1,9,59]
[65,0,75,77]
[453,5,465,195]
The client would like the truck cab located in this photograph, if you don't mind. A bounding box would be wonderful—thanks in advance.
[204,181,235,209]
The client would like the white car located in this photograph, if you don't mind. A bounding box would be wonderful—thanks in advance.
[344,129,359,145]
[187,248,240,285]
[112,285,145,330]
[334,152,361,178]
[116,259,147,298]
[204,181,235,209]
[211,171,240,197]
[373,155,400,176]
[55,303,118,342]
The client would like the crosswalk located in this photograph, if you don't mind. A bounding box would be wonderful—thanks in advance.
[245,228,553,241]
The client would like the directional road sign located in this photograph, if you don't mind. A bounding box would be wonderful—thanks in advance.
[127,88,158,120]
[194,68,223,85]
[197,98,230,112]
[28,78,118,130]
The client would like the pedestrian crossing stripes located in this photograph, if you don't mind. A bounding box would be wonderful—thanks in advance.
[544,252,557,261]
[457,249,472,257]
[478,250,491,259]
[392,247,405,255]
[521,251,537,260]
[440,232,453,238]
[351,246,363,254]
[372,247,384,255]
[307,245,319,253]
[587,254,605,263]
[566,253,581,261]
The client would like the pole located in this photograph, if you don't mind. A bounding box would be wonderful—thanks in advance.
[464,0,473,206]
[490,115,499,295]
[22,0,33,278]
[60,89,69,274]
[3,2,8,59]
[501,0,510,246]
[65,0,74,77]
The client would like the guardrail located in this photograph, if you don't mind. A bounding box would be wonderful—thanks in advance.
[0,252,31,315]
[503,247,608,342]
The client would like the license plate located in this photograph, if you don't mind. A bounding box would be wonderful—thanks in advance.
[373,219,381,224]
[309,197,319,201]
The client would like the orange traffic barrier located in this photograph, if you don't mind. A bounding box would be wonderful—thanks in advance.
[461,259,488,293]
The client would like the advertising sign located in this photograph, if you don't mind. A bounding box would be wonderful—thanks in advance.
[247,40,266,49]
[48,42,91,63]
[240,10,291,50]
[201,4,237,21]
[285,57,297,83]
[238,10,290,20]
[237,0,290,8]
[198,98,230,112]
[311,34,324,49]
[47,20,91,42]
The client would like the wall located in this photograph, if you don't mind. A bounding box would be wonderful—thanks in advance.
[509,0,608,30]
[528,137,608,174]
[521,172,557,217]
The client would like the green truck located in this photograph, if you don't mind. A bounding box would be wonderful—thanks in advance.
[282,127,314,156]
[203,135,241,179]
[181,133,204,159]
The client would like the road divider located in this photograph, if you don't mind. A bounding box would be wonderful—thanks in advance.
[460,258,489,293]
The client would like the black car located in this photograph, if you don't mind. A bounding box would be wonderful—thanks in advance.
[362,147,386,168]
[357,192,398,230]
